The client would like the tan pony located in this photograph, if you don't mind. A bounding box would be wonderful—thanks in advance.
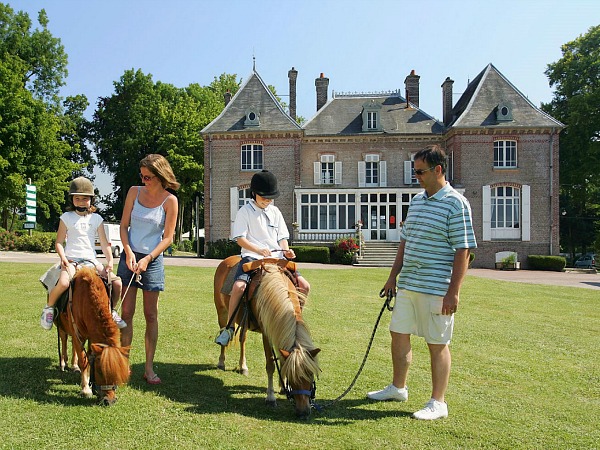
[214,256,321,418]
[57,267,130,405]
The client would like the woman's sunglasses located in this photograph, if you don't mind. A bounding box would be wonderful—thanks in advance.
[140,173,156,182]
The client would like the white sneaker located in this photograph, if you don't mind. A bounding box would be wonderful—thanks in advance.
[40,306,54,330]
[367,384,408,401]
[112,310,127,329]
[412,398,448,420]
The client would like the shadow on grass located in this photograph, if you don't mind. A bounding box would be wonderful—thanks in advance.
[0,356,97,406]
[0,357,413,422]
[126,361,413,423]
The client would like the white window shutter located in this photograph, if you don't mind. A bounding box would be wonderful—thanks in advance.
[379,161,387,187]
[230,187,238,225]
[482,185,491,241]
[521,185,530,241]
[334,161,342,185]
[404,161,413,185]
[358,161,366,187]
[314,162,320,185]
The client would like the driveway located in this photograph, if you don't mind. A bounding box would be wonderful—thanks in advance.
[1,251,598,290]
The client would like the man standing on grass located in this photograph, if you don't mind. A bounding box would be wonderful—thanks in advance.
[367,144,477,420]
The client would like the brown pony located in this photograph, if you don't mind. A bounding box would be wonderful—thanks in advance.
[57,267,130,405]
[214,256,320,418]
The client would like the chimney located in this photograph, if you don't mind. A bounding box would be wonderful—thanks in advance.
[288,67,298,120]
[441,77,454,125]
[404,69,420,108]
[315,73,329,111]
[224,89,232,106]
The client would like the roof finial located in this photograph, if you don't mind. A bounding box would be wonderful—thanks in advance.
[253,52,256,71]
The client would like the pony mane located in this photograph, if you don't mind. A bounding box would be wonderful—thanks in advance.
[253,265,320,383]
[73,267,119,347]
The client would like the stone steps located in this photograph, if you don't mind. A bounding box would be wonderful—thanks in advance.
[354,241,398,267]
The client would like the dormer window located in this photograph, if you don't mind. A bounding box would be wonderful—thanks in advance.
[361,100,382,132]
[496,102,513,122]
[244,108,260,127]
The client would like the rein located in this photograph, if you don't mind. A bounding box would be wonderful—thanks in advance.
[311,290,394,412]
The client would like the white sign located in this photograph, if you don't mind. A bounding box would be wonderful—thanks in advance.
[26,184,36,223]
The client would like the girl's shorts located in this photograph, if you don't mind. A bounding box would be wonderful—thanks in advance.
[117,252,164,292]
[389,289,454,345]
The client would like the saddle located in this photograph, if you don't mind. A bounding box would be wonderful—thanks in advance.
[220,255,298,296]
[220,255,302,332]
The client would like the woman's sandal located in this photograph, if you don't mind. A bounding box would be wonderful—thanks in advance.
[143,373,161,385]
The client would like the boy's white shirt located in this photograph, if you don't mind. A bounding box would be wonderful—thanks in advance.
[231,200,289,260]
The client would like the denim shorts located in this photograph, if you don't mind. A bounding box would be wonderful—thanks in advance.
[233,256,256,284]
[117,252,164,292]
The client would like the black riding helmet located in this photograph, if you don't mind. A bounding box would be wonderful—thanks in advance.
[250,170,280,199]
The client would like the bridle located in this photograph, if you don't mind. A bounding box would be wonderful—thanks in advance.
[88,344,118,394]
[271,346,317,403]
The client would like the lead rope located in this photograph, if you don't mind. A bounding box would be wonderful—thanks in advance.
[114,272,140,314]
[312,290,395,412]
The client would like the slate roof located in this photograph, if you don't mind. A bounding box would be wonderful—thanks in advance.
[303,93,444,136]
[201,71,301,134]
[449,63,564,129]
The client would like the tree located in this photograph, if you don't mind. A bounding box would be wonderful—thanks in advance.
[93,71,241,240]
[542,24,600,256]
[0,4,68,104]
[0,6,80,230]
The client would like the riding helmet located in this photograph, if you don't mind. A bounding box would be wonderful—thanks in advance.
[250,170,280,199]
[69,177,95,197]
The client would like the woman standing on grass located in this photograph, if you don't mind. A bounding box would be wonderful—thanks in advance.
[118,154,179,385]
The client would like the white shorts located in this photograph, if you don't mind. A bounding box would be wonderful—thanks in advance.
[389,289,454,345]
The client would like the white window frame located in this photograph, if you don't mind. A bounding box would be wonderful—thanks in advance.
[359,154,387,187]
[367,111,377,130]
[241,144,263,171]
[482,184,530,241]
[494,140,517,168]
[314,155,342,185]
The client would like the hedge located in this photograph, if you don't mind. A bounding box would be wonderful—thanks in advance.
[527,255,566,272]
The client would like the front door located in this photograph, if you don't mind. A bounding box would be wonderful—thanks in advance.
[360,193,398,241]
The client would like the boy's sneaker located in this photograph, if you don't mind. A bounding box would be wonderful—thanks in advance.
[40,306,54,330]
[412,398,448,420]
[367,384,408,401]
[215,327,234,346]
[112,310,127,329]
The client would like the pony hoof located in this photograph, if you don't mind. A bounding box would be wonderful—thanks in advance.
[238,368,249,376]
[71,365,81,373]
[265,399,277,408]
[217,363,225,371]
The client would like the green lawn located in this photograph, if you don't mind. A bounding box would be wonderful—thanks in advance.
[0,262,598,449]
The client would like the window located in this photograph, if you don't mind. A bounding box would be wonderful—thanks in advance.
[229,186,253,223]
[237,188,252,209]
[361,100,382,132]
[491,186,520,230]
[241,144,263,171]
[367,111,377,130]
[359,154,387,187]
[494,140,517,168]
[300,193,356,231]
[314,155,342,185]
[482,184,530,241]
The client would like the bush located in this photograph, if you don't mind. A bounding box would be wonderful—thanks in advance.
[290,246,330,264]
[205,239,239,259]
[0,228,18,250]
[330,237,359,265]
[177,239,194,253]
[527,255,566,271]
[0,228,54,252]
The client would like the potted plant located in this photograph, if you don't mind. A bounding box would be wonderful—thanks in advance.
[499,253,520,270]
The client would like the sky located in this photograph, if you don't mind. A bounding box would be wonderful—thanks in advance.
[12,0,600,194]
